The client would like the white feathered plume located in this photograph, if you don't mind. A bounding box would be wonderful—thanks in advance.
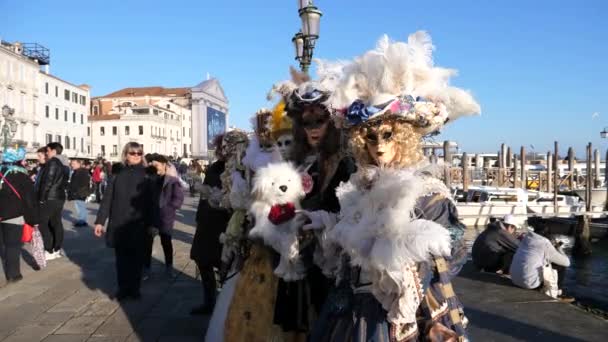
[331,31,480,125]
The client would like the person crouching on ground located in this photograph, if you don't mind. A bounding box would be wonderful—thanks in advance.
[142,154,184,279]
[68,159,91,227]
[0,147,39,284]
[94,142,155,301]
[472,214,520,274]
[510,224,573,302]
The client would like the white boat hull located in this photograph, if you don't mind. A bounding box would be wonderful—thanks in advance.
[574,189,606,207]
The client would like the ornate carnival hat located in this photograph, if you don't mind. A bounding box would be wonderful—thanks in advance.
[269,100,293,140]
[268,61,349,119]
[250,108,274,147]
[332,31,481,135]
[0,146,26,163]
[221,129,249,158]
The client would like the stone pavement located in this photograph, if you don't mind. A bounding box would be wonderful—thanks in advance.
[456,263,608,342]
[2,195,608,342]
[0,196,207,342]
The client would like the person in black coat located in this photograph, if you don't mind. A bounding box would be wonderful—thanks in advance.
[35,142,70,258]
[190,135,232,315]
[94,142,154,301]
[67,159,91,227]
[0,147,39,284]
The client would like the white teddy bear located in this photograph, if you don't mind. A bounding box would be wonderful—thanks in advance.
[248,162,307,281]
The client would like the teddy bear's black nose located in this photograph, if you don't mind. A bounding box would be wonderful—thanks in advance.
[279,185,288,192]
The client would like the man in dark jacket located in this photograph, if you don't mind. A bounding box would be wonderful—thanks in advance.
[35,142,70,260]
[472,215,521,274]
[68,159,91,227]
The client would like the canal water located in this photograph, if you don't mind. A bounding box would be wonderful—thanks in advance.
[464,228,608,312]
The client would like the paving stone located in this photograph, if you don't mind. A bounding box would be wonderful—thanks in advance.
[55,317,105,335]
[0,303,51,339]
[80,300,119,317]
[42,334,89,342]
[92,311,135,337]
[126,317,167,342]
[2,323,60,342]
[48,291,101,314]
[0,198,211,342]
[26,312,74,326]
[86,336,127,342]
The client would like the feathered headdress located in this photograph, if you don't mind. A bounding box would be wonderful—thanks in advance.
[332,31,480,134]
[270,100,293,140]
[268,61,349,117]
[250,108,273,146]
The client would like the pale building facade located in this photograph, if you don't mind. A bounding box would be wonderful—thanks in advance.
[89,87,192,160]
[0,39,90,157]
[91,80,228,160]
[191,78,229,159]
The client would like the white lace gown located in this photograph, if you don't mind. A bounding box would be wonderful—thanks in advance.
[204,272,240,342]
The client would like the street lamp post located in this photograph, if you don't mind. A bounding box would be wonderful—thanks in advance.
[292,0,322,73]
[600,127,608,139]
[1,105,18,150]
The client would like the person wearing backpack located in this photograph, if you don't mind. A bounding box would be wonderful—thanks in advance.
[0,147,39,284]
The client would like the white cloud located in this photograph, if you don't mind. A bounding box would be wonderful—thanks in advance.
[592,112,600,119]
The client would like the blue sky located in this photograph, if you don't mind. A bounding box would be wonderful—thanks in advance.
[2,0,607,156]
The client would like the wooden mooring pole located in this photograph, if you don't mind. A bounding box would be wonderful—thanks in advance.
[554,141,559,213]
[463,152,470,192]
[520,146,526,190]
[605,149,608,211]
[513,155,519,188]
[594,149,601,188]
[574,143,593,256]
[567,147,575,190]
[443,141,452,188]
[586,143,592,212]
[546,152,553,193]
[574,214,592,256]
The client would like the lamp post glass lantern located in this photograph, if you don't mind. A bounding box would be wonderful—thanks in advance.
[299,6,322,37]
[601,127,608,139]
[297,0,312,10]
[292,32,304,60]
[293,0,322,73]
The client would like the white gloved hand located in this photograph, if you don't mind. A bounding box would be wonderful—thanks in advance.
[296,210,336,231]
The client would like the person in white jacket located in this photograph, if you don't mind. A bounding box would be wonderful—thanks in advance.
[510,224,572,301]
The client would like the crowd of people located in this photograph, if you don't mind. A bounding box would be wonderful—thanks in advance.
[472,214,573,302]
[0,141,190,294]
[0,30,582,341]
[1,31,486,341]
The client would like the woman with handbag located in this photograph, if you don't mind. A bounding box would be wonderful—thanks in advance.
[0,147,39,284]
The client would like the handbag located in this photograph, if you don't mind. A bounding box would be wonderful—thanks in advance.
[22,223,34,243]
[542,262,559,299]
[0,171,35,243]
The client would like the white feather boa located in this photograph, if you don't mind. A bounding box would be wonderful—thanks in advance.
[324,167,453,325]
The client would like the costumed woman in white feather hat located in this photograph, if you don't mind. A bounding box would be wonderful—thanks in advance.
[299,31,480,341]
